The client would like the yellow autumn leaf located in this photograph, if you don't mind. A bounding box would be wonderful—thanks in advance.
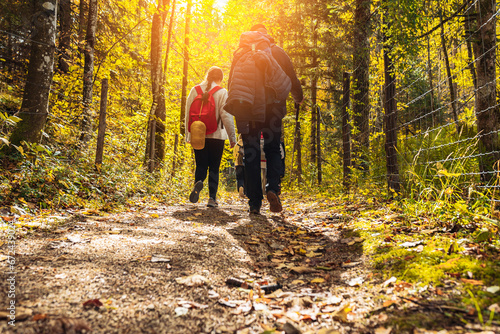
[305,251,322,258]
[311,278,325,283]
[291,280,305,285]
[150,213,159,218]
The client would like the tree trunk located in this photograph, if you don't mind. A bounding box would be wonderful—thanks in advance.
[145,0,168,172]
[95,78,108,169]
[179,0,192,137]
[316,105,322,184]
[171,133,178,178]
[78,0,87,53]
[310,24,318,165]
[163,0,176,87]
[426,35,436,128]
[58,0,71,73]
[383,28,400,194]
[79,0,98,147]
[352,0,371,171]
[472,0,499,183]
[291,103,303,184]
[342,72,351,191]
[8,0,58,147]
[439,9,460,133]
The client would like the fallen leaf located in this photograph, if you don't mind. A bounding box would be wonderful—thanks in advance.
[347,276,364,286]
[305,251,322,258]
[83,299,103,308]
[325,296,342,305]
[437,257,461,269]
[33,313,48,321]
[208,290,219,299]
[488,303,500,313]
[374,327,392,334]
[291,280,305,285]
[290,266,316,274]
[315,266,333,271]
[382,300,396,307]
[311,277,325,283]
[341,261,361,268]
[382,276,397,288]
[174,307,189,316]
[486,286,500,294]
[151,254,170,263]
[331,304,351,322]
[175,274,207,287]
[218,298,238,308]
[460,278,483,285]
[399,240,424,248]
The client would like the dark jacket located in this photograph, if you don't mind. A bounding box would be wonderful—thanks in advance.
[225,32,303,133]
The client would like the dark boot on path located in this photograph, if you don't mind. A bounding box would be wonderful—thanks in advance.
[189,181,203,203]
[266,190,282,213]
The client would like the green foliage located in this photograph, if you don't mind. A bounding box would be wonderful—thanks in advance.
[0,142,191,211]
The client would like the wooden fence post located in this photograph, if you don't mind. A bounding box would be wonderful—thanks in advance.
[95,78,108,171]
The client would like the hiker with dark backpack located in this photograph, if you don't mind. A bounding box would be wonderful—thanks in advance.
[225,24,303,214]
[185,66,236,207]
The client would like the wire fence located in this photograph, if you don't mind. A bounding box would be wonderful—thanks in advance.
[340,0,500,203]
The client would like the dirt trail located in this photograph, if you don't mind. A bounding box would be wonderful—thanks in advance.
[0,196,495,333]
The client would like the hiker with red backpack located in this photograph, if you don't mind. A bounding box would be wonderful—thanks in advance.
[185,66,236,207]
[225,24,303,214]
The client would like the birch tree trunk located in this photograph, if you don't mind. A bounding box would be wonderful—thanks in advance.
[8,0,58,147]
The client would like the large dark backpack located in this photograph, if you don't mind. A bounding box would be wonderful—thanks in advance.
[188,85,222,134]
[225,32,291,122]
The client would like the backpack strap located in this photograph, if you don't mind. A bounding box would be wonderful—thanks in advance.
[195,85,203,96]
[208,85,222,95]
[207,86,223,129]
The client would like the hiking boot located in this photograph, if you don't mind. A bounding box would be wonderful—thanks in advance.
[207,198,218,207]
[266,190,282,213]
[189,180,203,203]
[238,186,245,198]
[249,206,261,215]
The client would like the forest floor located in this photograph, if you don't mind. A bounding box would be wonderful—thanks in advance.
[0,192,499,334]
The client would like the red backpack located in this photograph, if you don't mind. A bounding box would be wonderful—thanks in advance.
[188,85,222,134]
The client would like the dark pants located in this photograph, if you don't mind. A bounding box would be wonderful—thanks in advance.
[241,108,282,209]
[194,138,225,200]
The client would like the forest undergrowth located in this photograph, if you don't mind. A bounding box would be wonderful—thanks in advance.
[0,149,499,331]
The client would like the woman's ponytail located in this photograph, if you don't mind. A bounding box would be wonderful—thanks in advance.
[202,66,224,103]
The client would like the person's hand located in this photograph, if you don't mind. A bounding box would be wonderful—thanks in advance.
[230,141,236,148]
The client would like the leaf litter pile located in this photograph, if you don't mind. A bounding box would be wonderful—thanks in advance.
[0,194,499,333]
